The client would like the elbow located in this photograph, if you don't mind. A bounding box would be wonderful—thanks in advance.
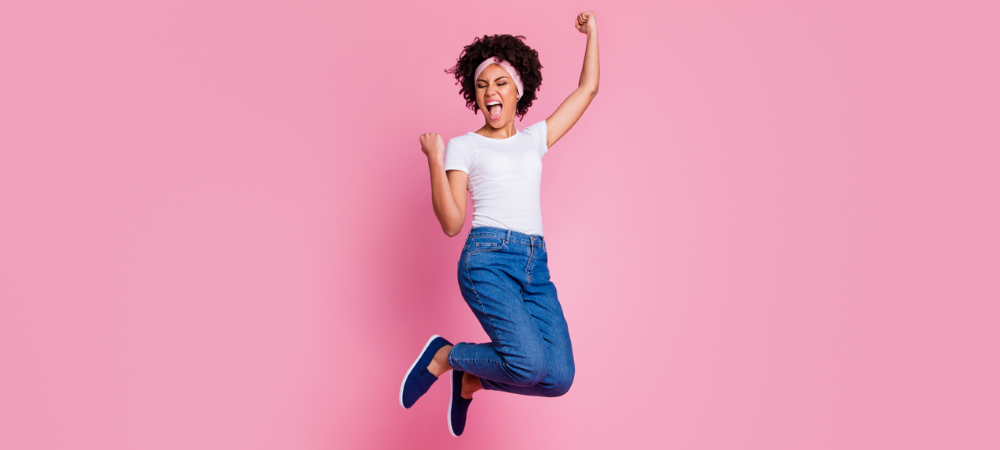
[442,220,464,237]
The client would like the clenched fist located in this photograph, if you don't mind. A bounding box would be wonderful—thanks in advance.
[575,11,597,34]
[419,133,445,161]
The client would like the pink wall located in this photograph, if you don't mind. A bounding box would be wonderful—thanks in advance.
[1,0,998,448]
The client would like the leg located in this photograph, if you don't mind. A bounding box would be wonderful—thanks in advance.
[487,271,574,396]
[481,242,574,397]
[426,344,483,399]
[447,240,575,397]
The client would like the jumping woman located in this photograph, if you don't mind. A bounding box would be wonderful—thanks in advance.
[401,11,600,437]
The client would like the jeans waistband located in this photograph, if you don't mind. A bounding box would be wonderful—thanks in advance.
[468,226,545,247]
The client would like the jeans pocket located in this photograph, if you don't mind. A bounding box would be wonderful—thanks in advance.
[466,236,506,254]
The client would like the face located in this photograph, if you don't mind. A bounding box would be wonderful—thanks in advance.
[476,64,519,127]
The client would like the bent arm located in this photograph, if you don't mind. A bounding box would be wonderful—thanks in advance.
[427,157,468,237]
[546,21,599,149]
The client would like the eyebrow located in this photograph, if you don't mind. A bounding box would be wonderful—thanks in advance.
[477,75,509,83]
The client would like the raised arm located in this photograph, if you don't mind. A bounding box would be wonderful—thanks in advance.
[546,11,600,149]
[419,133,468,237]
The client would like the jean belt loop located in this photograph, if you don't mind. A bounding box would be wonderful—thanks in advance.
[505,229,511,243]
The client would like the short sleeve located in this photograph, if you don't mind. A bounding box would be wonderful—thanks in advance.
[443,138,469,174]
[531,119,549,156]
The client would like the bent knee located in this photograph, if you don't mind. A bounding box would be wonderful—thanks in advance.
[545,368,575,397]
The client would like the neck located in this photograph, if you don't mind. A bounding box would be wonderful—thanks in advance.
[475,121,518,139]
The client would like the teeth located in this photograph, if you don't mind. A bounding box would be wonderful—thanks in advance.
[487,101,501,106]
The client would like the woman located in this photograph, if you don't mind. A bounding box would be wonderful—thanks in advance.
[401,11,600,437]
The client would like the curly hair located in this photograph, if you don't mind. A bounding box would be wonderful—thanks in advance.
[445,34,543,121]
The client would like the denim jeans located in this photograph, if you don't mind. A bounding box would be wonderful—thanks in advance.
[447,226,575,397]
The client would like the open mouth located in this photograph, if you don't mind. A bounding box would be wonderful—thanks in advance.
[486,101,502,120]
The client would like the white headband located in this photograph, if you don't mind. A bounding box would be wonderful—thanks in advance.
[474,56,524,101]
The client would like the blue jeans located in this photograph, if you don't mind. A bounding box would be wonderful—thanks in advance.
[447,226,575,397]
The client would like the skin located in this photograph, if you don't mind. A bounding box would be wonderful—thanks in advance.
[418,11,600,399]
[473,63,522,139]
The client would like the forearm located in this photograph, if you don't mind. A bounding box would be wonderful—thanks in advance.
[579,28,599,93]
[427,158,463,236]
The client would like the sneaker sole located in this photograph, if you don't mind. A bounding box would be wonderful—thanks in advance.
[399,334,442,409]
[448,370,458,437]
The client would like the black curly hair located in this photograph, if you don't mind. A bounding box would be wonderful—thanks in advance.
[445,34,543,121]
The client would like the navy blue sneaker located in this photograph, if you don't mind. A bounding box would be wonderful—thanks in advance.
[399,334,452,409]
[448,370,473,437]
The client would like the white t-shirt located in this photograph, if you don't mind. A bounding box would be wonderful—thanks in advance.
[443,119,549,236]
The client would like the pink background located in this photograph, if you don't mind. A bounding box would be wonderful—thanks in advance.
[1,1,998,448]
